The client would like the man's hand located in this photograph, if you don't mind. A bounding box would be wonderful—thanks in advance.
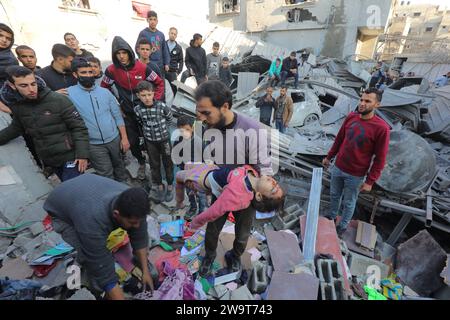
[142,270,154,293]
[360,183,372,193]
[164,65,169,72]
[56,88,68,95]
[284,121,289,128]
[0,101,12,114]
[120,138,130,153]
[74,159,88,172]
[322,158,330,169]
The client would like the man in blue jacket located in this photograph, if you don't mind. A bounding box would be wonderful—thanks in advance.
[135,10,170,75]
[68,58,130,182]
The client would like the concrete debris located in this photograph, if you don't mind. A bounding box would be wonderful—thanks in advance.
[316,258,347,300]
[266,271,319,300]
[0,258,34,279]
[349,253,389,283]
[229,285,254,300]
[395,230,447,296]
[67,288,96,300]
[441,255,450,286]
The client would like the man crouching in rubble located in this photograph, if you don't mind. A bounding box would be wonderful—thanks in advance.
[322,88,390,236]
[43,174,153,300]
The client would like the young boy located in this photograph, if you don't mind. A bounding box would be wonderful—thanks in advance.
[86,56,103,86]
[15,45,40,72]
[0,24,18,89]
[206,42,222,80]
[136,37,162,77]
[134,80,174,203]
[219,56,232,88]
[173,116,207,220]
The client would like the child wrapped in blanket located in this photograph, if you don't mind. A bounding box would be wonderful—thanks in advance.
[176,163,285,231]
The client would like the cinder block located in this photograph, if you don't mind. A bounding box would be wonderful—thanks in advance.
[316,259,347,300]
[248,262,268,294]
[271,213,299,231]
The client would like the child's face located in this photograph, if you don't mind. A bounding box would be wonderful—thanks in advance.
[255,176,283,200]
[0,30,13,49]
[178,124,193,139]
[137,89,154,106]
[138,44,152,60]
[212,46,219,55]
[222,61,229,69]
[90,62,101,77]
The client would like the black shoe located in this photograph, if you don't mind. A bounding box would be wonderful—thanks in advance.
[184,206,198,221]
[199,255,215,277]
[336,225,347,237]
[224,250,242,273]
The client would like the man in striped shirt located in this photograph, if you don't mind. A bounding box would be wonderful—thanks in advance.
[135,80,174,203]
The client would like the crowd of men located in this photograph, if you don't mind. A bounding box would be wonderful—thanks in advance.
[0,11,391,300]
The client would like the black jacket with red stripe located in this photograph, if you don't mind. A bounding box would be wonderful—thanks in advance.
[101,36,164,115]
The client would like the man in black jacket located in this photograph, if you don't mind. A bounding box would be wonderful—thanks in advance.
[280,51,299,89]
[181,33,207,86]
[255,86,275,126]
[37,44,77,94]
[0,66,89,181]
[166,27,183,95]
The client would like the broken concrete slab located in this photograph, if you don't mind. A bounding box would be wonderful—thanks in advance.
[440,254,449,286]
[68,287,96,300]
[230,285,254,300]
[267,271,319,300]
[265,230,303,273]
[395,230,447,296]
[0,257,34,279]
[349,252,389,281]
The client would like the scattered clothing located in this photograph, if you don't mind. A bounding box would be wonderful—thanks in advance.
[0,278,43,300]
[435,74,449,87]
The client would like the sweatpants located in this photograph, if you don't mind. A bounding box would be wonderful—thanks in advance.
[89,135,128,182]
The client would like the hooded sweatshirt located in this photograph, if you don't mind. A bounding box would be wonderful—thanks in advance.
[68,83,124,145]
[185,40,207,78]
[0,24,19,88]
[101,36,164,114]
[135,28,170,69]
[268,58,282,77]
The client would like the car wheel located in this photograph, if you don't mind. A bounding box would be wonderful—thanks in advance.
[303,113,319,125]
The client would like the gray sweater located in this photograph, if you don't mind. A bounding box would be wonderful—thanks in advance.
[206,53,222,80]
[43,174,149,289]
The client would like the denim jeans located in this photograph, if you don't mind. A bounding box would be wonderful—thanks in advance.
[275,119,286,134]
[280,70,299,88]
[188,189,207,213]
[329,165,365,230]
[54,162,82,182]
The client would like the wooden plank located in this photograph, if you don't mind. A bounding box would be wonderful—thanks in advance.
[266,230,304,272]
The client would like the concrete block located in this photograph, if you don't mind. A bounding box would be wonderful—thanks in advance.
[316,259,347,300]
[349,253,389,281]
[271,212,299,231]
[68,288,96,300]
[230,285,254,300]
[248,261,268,294]
[29,222,45,236]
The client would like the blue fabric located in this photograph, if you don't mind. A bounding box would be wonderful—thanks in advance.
[0,278,42,300]
[54,163,82,182]
[67,84,124,145]
[328,165,365,229]
[275,120,286,134]
[103,281,117,292]
[136,28,170,68]
[280,70,299,88]
[435,75,449,87]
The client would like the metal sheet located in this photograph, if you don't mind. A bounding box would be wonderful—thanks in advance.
[377,129,437,193]
[236,72,260,100]
[303,168,322,261]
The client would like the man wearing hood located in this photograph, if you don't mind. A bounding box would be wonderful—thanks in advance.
[37,44,77,95]
[0,23,18,89]
[68,58,130,183]
[101,36,164,180]
[181,33,207,85]
[0,66,90,182]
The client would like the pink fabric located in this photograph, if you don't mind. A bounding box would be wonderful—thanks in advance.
[154,250,187,283]
[113,242,135,273]
[151,261,195,300]
[190,166,257,229]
